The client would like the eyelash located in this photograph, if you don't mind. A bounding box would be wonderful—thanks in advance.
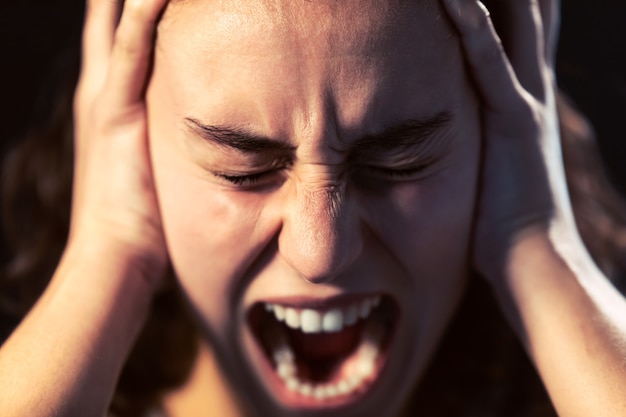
[217,171,273,186]
[215,163,429,189]
[364,165,427,179]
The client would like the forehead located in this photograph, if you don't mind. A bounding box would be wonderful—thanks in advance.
[162,0,440,50]
[155,0,461,138]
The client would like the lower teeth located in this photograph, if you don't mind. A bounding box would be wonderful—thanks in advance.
[271,316,384,401]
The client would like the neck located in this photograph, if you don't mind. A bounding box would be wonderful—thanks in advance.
[162,341,242,417]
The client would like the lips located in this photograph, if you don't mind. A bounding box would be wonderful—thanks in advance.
[247,294,398,406]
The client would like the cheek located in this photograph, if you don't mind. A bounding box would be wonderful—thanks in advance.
[372,140,480,337]
[372,164,477,286]
[147,71,271,330]
[147,123,268,332]
[153,160,246,328]
[373,141,479,276]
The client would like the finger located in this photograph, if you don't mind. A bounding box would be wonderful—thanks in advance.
[500,0,546,100]
[537,0,560,67]
[79,0,121,94]
[442,0,528,113]
[103,0,169,107]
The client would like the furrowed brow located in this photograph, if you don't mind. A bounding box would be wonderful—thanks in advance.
[353,112,452,152]
[184,118,297,154]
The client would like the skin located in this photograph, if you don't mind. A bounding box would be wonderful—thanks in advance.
[1,0,626,416]
[147,1,479,415]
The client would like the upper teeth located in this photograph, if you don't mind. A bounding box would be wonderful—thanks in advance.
[264,296,381,334]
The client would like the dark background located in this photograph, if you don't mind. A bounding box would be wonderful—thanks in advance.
[1,0,625,192]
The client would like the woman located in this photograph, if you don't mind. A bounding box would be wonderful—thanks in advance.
[1,0,626,416]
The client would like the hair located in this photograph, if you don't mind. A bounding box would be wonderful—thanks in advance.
[2,8,626,417]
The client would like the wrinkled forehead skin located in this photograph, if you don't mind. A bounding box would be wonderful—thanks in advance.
[156,0,460,142]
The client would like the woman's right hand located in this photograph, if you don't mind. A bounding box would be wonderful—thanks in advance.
[72,0,169,291]
[0,2,173,416]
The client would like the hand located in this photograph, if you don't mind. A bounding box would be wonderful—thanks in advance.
[72,0,170,290]
[441,0,568,282]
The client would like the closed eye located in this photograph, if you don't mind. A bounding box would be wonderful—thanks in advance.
[213,167,288,189]
[354,161,434,183]
[216,171,269,186]
[364,165,428,179]
[216,163,431,188]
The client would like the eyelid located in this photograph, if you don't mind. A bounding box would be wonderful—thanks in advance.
[360,152,438,170]
[215,171,267,186]
[352,150,445,183]
[365,164,427,175]
[212,164,291,189]
[210,147,443,188]
[355,163,430,181]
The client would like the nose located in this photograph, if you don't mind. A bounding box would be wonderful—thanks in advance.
[278,181,363,284]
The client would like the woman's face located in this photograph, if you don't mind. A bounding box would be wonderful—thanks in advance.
[147,0,480,415]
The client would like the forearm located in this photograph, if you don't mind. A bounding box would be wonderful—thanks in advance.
[0,241,154,417]
[497,230,626,417]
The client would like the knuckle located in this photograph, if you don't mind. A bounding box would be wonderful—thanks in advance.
[514,93,539,119]
[123,0,152,22]
[112,0,158,59]
[90,99,144,137]
[113,31,139,58]
[505,96,542,136]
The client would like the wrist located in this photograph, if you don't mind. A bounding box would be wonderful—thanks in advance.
[476,222,550,284]
[64,231,167,295]
[484,225,601,339]
[0,235,162,416]
[482,226,565,338]
[484,227,626,417]
[51,237,164,334]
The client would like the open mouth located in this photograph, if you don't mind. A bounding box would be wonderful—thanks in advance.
[247,294,398,406]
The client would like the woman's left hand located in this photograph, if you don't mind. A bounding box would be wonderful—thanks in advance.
[441,0,566,281]
[442,2,626,415]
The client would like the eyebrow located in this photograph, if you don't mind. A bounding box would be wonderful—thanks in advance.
[184,111,452,155]
[351,112,452,153]
[185,118,297,154]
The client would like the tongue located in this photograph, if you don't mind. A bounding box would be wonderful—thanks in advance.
[286,322,363,360]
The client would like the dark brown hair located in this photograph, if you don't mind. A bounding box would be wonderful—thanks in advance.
[1,17,625,417]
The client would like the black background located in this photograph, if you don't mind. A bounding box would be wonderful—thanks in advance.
[1,0,625,192]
